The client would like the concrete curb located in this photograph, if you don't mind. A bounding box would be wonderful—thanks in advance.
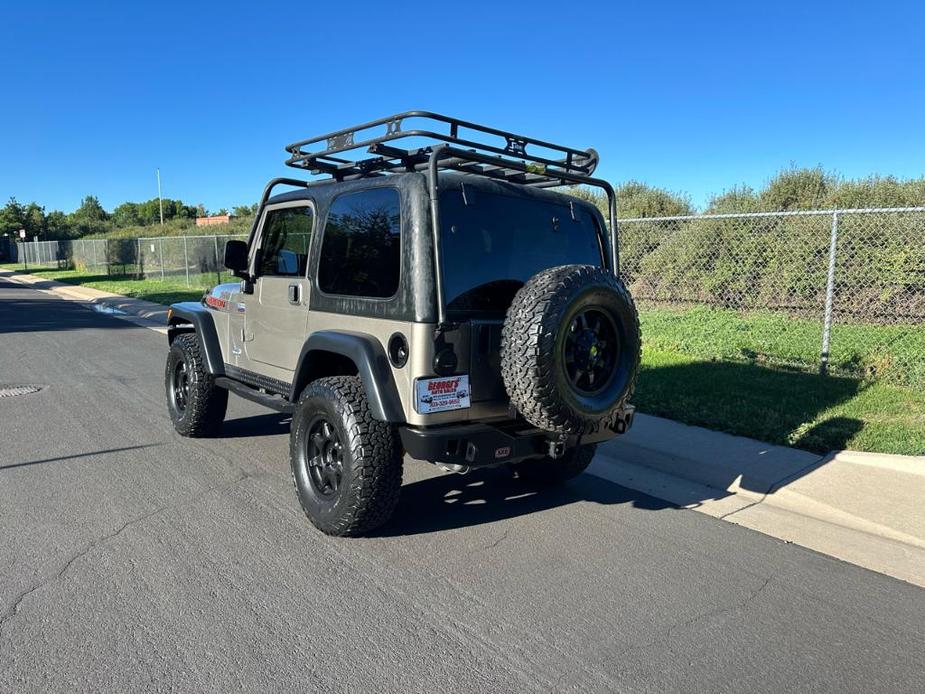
[1,269,170,332]
[591,414,925,587]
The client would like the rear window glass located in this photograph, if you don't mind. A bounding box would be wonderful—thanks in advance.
[317,188,401,298]
[439,189,603,316]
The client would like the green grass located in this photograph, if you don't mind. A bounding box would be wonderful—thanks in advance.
[637,348,925,455]
[641,305,925,387]
[3,264,922,455]
[0,264,206,304]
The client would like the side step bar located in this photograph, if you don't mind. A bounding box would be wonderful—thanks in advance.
[214,376,295,414]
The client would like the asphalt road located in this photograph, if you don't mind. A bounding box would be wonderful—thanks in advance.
[1,276,923,694]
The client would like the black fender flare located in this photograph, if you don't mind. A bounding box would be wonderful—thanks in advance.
[167,302,225,376]
[291,331,405,423]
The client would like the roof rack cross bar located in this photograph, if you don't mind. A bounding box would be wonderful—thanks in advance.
[283,111,600,184]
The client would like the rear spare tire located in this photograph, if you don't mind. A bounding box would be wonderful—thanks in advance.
[501,264,640,434]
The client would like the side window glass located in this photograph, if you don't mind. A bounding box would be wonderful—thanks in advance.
[317,188,401,298]
[257,206,314,277]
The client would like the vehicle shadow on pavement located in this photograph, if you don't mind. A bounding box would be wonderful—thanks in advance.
[375,466,674,537]
[222,413,292,438]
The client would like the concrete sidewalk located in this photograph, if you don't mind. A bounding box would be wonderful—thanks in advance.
[0,269,169,332]
[590,414,925,587]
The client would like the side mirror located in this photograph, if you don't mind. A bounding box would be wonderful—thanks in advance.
[224,239,249,277]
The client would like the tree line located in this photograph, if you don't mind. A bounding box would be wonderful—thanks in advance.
[575,166,925,219]
[2,166,924,241]
[0,195,259,241]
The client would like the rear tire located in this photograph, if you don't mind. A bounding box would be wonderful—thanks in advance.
[289,376,403,537]
[165,333,228,437]
[514,444,596,485]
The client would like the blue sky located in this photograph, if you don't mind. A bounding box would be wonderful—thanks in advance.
[2,1,923,213]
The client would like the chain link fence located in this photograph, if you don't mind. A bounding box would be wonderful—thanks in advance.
[10,207,925,388]
[618,207,925,387]
[12,234,249,287]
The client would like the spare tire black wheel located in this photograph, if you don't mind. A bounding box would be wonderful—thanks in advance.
[501,264,640,434]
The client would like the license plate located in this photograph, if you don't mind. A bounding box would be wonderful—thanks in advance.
[415,375,471,414]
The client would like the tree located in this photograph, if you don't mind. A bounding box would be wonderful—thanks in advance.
[567,182,693,220]
[233,203,258,217]
[72,195,108,222]
[615,181,693,219]
[0,197,26,236]
[45,210,69,238]
[759,166,835,211]
[706,185,761,214]
[24,202,46,238]
[112,201,141,227]
[68,195,109,236]
[826,175,925,209]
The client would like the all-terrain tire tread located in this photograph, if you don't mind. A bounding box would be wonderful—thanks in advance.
[166,332,228,437]
[500,264,640,434]
[289,376,402,537]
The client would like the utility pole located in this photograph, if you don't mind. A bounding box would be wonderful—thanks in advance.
[156,168,164,225]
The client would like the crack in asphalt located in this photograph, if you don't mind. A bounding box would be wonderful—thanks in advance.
[0,472,252,647]
[614,572,776,659]
[482,528,510,551]
[663,573,775,642]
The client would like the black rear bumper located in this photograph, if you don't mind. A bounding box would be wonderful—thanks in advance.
[399,406,635,467]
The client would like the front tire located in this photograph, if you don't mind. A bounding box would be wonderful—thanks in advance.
[165,333,228,437]
[289,376,403,537]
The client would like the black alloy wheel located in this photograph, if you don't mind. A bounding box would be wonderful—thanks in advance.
[305,416,344,498]
[289,376,403,536]
[171,359,191,413]
[563,307,620,395]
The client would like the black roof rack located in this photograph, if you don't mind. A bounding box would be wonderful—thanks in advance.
[284,111,601,188]
[274,112,619,328]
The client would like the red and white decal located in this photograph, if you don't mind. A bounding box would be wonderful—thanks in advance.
[205,295,228,310]
[415,375,471,414]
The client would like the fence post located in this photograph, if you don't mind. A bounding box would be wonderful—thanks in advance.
[183,236,191,287]
[136,238,142,279]
[819,211,839,375]
[213,236,221,285]
[158,238,166,280]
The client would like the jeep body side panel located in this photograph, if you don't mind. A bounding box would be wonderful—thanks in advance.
[167,301,227,376]
[298,312,508,427]
[291,330,404,423]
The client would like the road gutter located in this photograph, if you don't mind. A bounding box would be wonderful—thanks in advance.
[1,269,169,334]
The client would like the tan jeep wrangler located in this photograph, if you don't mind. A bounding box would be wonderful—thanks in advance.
[164,112,640,536]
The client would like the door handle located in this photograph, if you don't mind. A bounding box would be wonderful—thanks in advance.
[288,284,301,304]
